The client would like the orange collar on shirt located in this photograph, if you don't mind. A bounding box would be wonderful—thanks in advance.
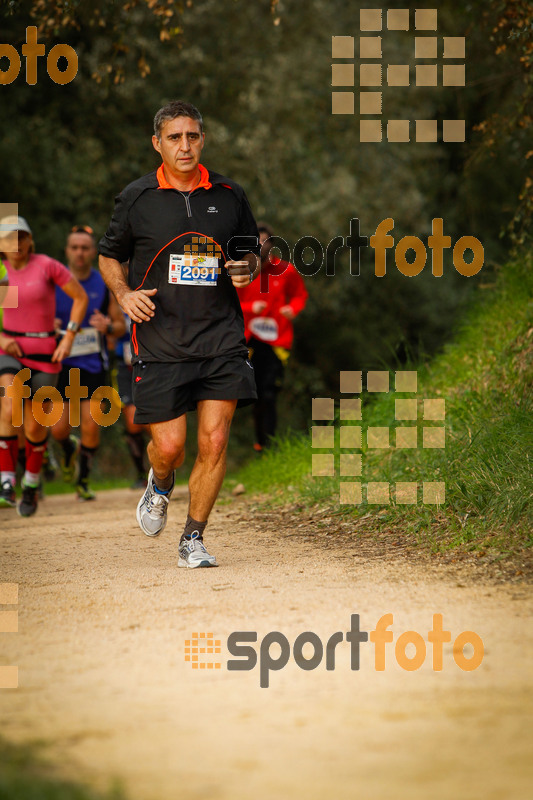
[156,163,212,191]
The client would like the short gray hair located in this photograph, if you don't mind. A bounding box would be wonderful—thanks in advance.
[153,100,204,140]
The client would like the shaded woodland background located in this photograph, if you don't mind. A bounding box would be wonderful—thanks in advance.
[1,0,531,435]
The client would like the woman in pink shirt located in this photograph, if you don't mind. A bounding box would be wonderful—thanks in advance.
[0,216,87,517]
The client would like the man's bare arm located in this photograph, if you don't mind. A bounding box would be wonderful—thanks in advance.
[99,255,156,323]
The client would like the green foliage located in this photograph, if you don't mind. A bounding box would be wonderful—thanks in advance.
[227,431,312,500]
[1,0,529,458]
[467,0,533,247]
[447,394,531,526]
[0,737,125,800]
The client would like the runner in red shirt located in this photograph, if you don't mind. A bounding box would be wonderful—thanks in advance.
[0,216,87,517]
[237,223,308,449]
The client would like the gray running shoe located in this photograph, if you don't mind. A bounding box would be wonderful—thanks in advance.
[136,468,174,537]
[178,532,218,569]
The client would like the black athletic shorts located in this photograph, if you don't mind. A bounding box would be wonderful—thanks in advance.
[55,366,109,401]
[132,353,257,424]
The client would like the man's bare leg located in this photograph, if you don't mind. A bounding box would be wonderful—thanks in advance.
[177,399,237,568]
[138,400,237,562]
[136,415,186,537]
[188,399,237,520]
[147,414,187,484]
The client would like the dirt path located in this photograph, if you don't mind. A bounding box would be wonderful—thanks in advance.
[1,488,532,799]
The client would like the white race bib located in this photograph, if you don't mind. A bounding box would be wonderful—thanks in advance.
[168,254,218,286]
[249,316,279,343]
[65,327,101,357]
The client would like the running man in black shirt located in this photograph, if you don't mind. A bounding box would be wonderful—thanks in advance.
[99,101,259,568]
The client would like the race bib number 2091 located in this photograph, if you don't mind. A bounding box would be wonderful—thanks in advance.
[168,254,218,286]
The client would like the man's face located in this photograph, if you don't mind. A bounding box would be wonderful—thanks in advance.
[65,232,96,271]
[152,116,205,177]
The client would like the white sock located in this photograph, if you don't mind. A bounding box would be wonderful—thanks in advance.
[23,470,40,488]
[1,471,16,486]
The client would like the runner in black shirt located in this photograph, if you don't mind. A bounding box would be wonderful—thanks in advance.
[99,100,260,568]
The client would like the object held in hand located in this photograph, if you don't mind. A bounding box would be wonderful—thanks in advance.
[227,260,252,276]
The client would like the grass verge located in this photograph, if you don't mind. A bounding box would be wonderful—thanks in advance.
[229,252,533,557]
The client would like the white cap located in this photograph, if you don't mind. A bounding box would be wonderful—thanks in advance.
[0,215,32,235]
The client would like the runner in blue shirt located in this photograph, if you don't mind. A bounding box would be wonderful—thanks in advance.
[52,226,125,500]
